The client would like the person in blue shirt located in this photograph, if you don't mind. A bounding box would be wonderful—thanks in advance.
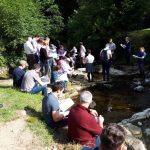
[13,60,28,89]
[133,47,146,78]
[42,82,69,129]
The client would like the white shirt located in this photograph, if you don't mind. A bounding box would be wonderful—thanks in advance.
[85,54,95,63]
[32,38,38,53]
[80,45,86,57]
[106,42,116,54]
[24,40,36,55]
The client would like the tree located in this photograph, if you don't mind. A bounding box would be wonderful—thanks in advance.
[67,0,150,48]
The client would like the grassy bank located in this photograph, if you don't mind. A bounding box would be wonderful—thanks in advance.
[0,85,81,149]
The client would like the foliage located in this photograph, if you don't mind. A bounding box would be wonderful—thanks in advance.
[35,0,64,37]
[67,0,150,48]
[0,0,63,66]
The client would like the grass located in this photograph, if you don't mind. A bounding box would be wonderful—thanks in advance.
[0,84,81,149]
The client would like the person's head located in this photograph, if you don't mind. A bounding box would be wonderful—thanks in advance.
[28,37,32,42]
[19,60,28,69]
[33,64,41,72]
[100,123,126,150]
[35,35,40,40]
[125,37,130,42]
[80,42,83,46]
[87,49,91,54]
[80,91,93,107]
[49,82,64,96]
[140,46,145,52]
[109,38,113,43]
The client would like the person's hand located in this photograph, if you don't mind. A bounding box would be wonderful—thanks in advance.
[98,115,104,128]
[90,109,98,117]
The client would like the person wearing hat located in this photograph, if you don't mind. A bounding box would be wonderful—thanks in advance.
[100,45,112,81]
[13,60,28,89]
[68,91,104,149]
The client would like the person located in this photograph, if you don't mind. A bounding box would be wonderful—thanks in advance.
[133,47,147,78]
[40,40,51,76]
[21,64,48,96]
[57,45,66,57]
[42,82,69,128]
[32,35,40,63]
[80,42,86,67]
[13,60,28,89]
[106,38,116,55]
[99,123,126,150]
[68,91,104,149]
[70,46,78,68]
[120,37,132,65]
[24,37,37,69]
[85,49,95,82]
[100,46,112,81]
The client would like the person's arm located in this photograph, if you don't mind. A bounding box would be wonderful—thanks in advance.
[52,110,69,122]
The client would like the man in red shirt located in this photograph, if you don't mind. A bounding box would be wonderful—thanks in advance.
[68,91,104,149]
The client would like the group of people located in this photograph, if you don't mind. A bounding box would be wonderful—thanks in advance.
[12,35,147,150]
[42,84,126,150]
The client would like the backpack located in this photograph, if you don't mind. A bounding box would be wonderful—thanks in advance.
[100,50,108,62]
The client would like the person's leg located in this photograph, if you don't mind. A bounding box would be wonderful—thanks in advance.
[94,136,101,150]
[56,117,68,128]
[102,62,105,81]
[106,62,110,81]
[30,85,47,96]
[87,72,91,82]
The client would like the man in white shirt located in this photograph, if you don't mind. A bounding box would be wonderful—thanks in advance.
[85,49,95,82]
[80,42,86,67]
[100,46,112,81]
[106,38,116,55]
[32,35,40,63]
[24,37,37,69]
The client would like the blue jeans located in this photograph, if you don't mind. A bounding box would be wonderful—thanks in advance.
[30,85,47,96]
[82,136,101,150]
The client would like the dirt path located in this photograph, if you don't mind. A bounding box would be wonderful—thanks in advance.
[0,118,43,150]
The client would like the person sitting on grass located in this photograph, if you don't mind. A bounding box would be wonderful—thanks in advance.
[13,60,28,89]
[21,64,49,96]
[68,91,104,150]
[42,82,69,129]
[99,123,126,150]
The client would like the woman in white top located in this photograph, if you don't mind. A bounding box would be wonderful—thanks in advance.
[85,49,95,82]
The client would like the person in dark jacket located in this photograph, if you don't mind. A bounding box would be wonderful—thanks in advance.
[13,60,28,88]
[133,47,146,78]
[40,40,51,76]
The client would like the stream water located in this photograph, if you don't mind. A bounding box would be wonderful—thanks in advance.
[74,75,150,124]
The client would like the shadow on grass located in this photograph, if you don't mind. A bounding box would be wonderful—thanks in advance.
[24,106,69,145]
[0,85,13,88]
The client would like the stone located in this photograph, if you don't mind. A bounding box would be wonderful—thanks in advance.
[124,123,142,137]
[103,84,113,89]
[134,85,144,93]
[137,121,143,126]
[110,68,126,76]
[125,136,147,150]
[130,108,150,122]
[144,128,150,136]
[132,81,141,86]
[144,79,150,85]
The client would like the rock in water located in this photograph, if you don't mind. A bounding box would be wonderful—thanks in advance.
[134,85,144,93]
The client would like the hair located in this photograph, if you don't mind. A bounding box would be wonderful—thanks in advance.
[80,42,83,45]
[35,35,40,38]
[33,64,41,70]
[100,123,126,150]
[87,49,91,54]
[51,82,64,92]
[80,91,93,104]
[140,46,145,50]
